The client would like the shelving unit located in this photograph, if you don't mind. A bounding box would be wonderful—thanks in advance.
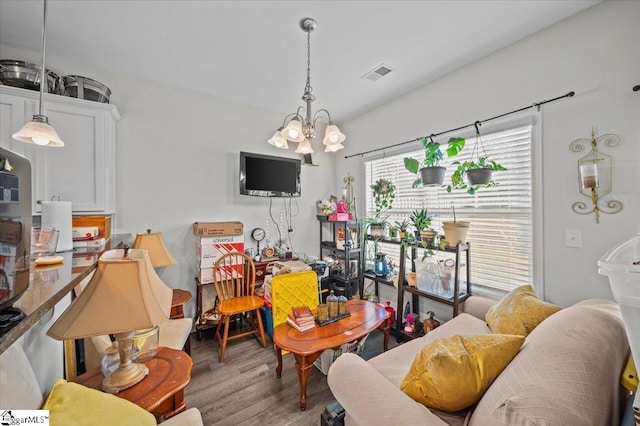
[396,242,471,342]
[317,216,363,300]
[361,236,471,342]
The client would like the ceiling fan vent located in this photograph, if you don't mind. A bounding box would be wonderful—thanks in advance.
[362,64,394,82]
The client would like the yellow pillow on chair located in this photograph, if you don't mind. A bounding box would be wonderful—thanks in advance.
[400,334,524,412]
[485,284,562,336]
[43,379,156,426]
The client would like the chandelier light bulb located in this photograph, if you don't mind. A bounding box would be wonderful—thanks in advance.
[282,118,305,142]
[323,124,346,146]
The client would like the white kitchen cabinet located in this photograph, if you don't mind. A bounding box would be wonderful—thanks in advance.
[0,85,120,213]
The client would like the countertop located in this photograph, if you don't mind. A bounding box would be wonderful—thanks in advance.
[0,234,130,354]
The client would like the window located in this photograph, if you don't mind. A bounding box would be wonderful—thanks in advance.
[364,119,539,294]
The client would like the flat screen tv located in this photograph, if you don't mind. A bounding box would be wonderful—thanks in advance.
[240,152,301,197]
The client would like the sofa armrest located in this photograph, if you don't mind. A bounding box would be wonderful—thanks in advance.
[461,295,497,320]
[327,353,447,426]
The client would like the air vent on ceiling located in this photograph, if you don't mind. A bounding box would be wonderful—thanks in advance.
[362,64,394,82]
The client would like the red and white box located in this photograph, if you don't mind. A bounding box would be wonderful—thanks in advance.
[196,234,244,269]
[72,226,100,241]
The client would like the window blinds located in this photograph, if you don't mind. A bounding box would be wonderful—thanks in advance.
[364,125,533,292]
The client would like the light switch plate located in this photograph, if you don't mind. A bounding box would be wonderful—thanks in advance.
[565,229,582,248]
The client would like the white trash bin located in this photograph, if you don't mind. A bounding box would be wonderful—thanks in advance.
[598,234,640,381]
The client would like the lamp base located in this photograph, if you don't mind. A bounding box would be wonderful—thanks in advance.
[102,361,149,394]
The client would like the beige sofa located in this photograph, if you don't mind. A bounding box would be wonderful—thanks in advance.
[327,296,630,426]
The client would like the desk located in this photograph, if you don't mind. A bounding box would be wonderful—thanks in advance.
[273,299,390,410]
[73,347,192,422]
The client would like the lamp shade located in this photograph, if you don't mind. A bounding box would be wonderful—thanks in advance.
[295,139,314,154]
[282,118,305,142]
[267,130,289,149]
[322,124,345,146]
[324,142,344,153]
[47,249,172,340]
[12,118,64,147]
[132,229,176,268]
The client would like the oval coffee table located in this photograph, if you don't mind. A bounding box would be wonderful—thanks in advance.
[273,299,390,410]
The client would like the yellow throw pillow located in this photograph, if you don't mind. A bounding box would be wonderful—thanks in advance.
[43,379,156,426]
[400,334,524,412]
[486,285,562,336]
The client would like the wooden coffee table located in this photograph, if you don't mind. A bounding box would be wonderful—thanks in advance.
[73,347,193,422]
[273,299,390,410]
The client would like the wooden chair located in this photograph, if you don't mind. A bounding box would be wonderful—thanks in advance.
[213,251,267,361]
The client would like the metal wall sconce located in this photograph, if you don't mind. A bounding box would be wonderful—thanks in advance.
[570,129,623,223]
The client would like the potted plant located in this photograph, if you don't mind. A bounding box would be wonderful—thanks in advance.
[394,219,410,240]
[441,205,470,246]
[447,156,507,195]
[409,209,436,243]
[367,178,396,237]
[404,137,465,187]
[388,224,400,241]
[447,123,506,194]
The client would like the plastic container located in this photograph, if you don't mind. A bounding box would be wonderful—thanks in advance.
[314,334,369,375]
[598,234,640,375]
[131,326,159,362]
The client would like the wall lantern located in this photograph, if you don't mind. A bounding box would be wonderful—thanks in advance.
[570,129,623,223]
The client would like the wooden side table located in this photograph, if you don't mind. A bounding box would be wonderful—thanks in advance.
[73,347,193,422]
[171,289,192,319]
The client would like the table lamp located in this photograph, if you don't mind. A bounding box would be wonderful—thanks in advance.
[47,247,172,393]
[132,228,176,268]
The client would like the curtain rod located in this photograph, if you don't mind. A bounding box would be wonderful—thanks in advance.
[344,90,575,159]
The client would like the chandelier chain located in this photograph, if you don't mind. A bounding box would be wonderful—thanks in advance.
[305,29,312,95]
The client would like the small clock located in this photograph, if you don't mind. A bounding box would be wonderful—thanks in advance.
[251,228,266,242]
[262,247,275,258]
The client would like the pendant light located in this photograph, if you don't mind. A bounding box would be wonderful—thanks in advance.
[12,0,64,147]
[268,18,345,153]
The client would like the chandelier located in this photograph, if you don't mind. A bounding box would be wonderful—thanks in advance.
[268,18,345,154]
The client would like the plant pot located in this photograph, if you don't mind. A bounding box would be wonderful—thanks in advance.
[466,168,492,185]
[442,221,470,245]
[420,166,446,186]
[419,229,437,244]
[370,223,385,238]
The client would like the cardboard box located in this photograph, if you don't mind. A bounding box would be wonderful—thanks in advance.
[193,221,243,237]
[72,227,99,240]
[197,263,244,284]
[196,234,244,268]
[328,213,352,221]
[0,242,18,256]
[72,215,112,240]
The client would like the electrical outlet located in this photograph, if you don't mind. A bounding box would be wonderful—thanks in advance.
[565,229,582,248]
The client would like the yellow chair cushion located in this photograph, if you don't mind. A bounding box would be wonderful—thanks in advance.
[485,284,562,336]
[400,334,524,412]
[43,379,156,426]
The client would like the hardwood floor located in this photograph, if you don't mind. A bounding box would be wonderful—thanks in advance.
[184,325,397,425]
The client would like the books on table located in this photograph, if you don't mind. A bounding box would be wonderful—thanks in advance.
[288,306,315,332]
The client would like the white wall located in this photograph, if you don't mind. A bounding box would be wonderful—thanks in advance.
[338,1,640,309]
[0,44,338,318]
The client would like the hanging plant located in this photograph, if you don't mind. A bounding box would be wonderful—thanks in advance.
[447,122,506,195]
[370,178,396,216]
[404,136,465,188]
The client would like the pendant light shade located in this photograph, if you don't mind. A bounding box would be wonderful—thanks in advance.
[12,0,64,148]
[282,117,305,142]
[323,124,346,146]
[324,143,344,153]
[13,115,64,147]
[268,129,289,149]
[295,139,314,154]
